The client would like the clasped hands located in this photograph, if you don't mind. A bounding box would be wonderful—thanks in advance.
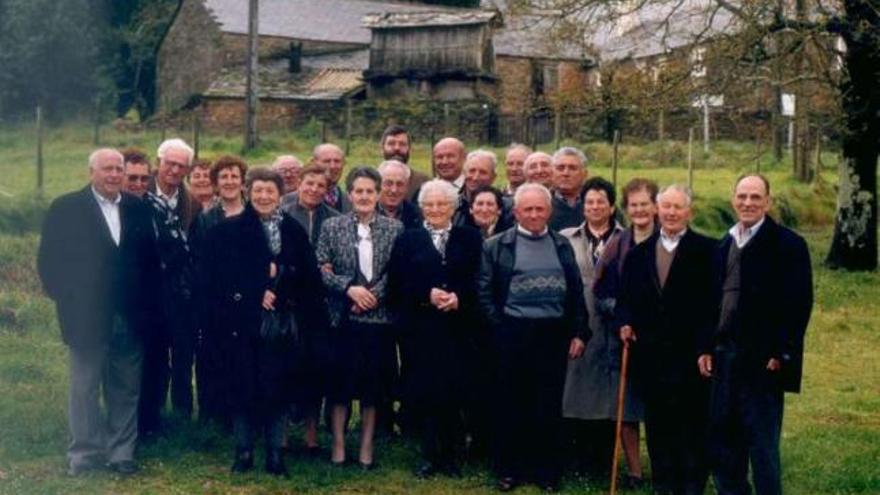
[429,288,459,312]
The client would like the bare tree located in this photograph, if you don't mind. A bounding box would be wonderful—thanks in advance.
[502,0,877,270]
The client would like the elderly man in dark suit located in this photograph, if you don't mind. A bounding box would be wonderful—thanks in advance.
[698,175,813,495]
[617,184,716,495]
[140,138,202,433]
[38,148,157,476]
[478,183,588,492]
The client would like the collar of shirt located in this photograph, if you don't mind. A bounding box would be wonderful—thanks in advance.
[659,228,687,252]
[730,216,765,248]
[451,175,465,190]
[155,184,180,209]
[91,186,121,206]
[517,224,549,238]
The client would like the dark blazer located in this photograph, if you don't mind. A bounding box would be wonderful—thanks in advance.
[616,229,717,385]
[706,216,813,393]
[280,193,340,245]
[477,227,589,341]
[199,205,329,411]
[378,199,423,230]
[37,186,157,349]
[315,213,404,327]
[325,184,352,214]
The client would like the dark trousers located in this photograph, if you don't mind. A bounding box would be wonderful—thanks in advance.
[234,412,286,452]
[139,310,195,432]
[643,381,709,495]
[420,400,460,468]
[567,419,615,476]
[196,330,228,426]
[710,349,784,495]
[492,317,568,484]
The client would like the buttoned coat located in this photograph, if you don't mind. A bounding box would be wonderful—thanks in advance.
[389,225,483,405]
[704,216,812,393]
[199,205,328,414]
[315,213,404,327]
[37,186,158,349]
[616,229,717,386]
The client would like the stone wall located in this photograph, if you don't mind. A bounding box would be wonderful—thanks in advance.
[495,56,533,114]
[200,98,300,132]
[157,0,226,112]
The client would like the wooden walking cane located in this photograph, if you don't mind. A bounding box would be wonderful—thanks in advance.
[609,340,631,495]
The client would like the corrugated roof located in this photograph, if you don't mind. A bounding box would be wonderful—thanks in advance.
[204,59,364,100]
[363,11,497,29]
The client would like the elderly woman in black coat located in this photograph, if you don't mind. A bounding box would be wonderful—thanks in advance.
[200,168,327,477]
[390,179,483,478]
[315,166,404,469]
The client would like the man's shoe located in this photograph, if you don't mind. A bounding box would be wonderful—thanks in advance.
[416,462,438,479]
[67,461,102,477]
[623,474,645,490]
[442,463,462,478]
[230,449,254,473]
[497,476,517,492]
[108,460,139,476]
[265,449,289,477]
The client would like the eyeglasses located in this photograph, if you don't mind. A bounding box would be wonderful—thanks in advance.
[127,175,151,183]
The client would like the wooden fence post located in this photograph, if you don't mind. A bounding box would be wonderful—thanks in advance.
[687,127,695,192]
[612,129,620,189]
[36,106,44,198]
[554,110,562,149]
[93,96,101,146]
[191,111,201,159]
[345,98,353,155]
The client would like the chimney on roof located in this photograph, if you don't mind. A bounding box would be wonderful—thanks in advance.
[288,42,302,74]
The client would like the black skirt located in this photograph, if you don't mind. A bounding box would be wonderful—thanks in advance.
[327,320,397,407]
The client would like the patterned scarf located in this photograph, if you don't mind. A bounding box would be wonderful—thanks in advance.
[424,221,452,257]
[260,208,284,256]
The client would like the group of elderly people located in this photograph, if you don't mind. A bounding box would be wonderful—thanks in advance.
[38,124,813,495]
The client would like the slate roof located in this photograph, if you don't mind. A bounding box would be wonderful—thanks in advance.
[202,0,588,61]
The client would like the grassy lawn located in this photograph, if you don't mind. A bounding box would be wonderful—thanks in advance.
[0,123,877,494]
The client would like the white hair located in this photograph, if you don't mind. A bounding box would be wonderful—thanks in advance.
[272,155,302,168]
[506,142,532,155]
[377,160,412,181]
[514,182,552,207]
[552,146,587,166]
[157,138,194,166]
[524,151,552,169]
[658,183,694,207]
[88,148,124,170]
[464,149,497,173]
[418,178,460,210]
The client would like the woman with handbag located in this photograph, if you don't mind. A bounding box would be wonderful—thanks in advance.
[200,168,327,477]
[315,167,403,470]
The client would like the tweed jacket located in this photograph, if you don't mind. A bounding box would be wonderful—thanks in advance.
[315,212,404,327]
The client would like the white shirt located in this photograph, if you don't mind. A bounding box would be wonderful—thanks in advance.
[517,225,549,237]
[91,186,121,246]
[155,184,180,210]
[451,175,465,190]
[730,216,765,248]
[357,222,373,282]
[660,228,687,252]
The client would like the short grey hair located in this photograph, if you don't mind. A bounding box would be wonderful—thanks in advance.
[464,149,497,173]
[658,183,693,207]
[514,182,552,207]
[524,151,552,169]
[552,146,587,166]
[418,178,460,210]
[157,138,194,166]
[377,160,412,181]
[272,155,302,169]
[506,142,532,155]
[88,148,124,170]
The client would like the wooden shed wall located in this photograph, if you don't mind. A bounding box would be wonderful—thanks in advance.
[369,24,494,74]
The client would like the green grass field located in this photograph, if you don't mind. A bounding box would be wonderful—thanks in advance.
[0,123,877,494]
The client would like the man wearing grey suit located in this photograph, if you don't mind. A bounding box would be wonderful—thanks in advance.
[38,149,158,476]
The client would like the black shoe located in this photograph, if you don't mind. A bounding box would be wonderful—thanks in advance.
[623,475,645,490]
[305,445,322,458]
[359,461,377,471]
[416,462,438,479]
[442,463,462,478]
[230,449,254,473]
[265,449,289,477]
[108,460,139,476]
[497,477,517,492]
[67,460,103,477]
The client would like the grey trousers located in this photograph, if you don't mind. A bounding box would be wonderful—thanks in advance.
[67,319,143,469]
